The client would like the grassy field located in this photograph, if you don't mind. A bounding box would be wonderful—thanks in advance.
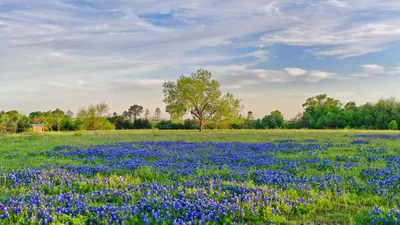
[0,129,400,224]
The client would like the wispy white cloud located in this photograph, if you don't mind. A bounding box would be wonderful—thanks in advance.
[206,64,339,88]
[352,64,400,77]
[329,0,347,7]
[1,0,400,117]
[260,1,400,59]
[362,64,385,74]
[306,70,337,83]
[284,68,307,77]
[263,21,400,58]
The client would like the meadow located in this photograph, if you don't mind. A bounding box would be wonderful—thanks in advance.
[0,130,400,225]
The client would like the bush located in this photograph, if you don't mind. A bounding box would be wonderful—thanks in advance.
[285,121,300,129]
[157,120,183,130]
[231,123,244,129]
[133,119,153,129]
[388,120,398,130]
[183,119,197,129]
[133,119,142,129]
[114,119,131,130]
[157,120,171,130]
[61,117,76,131]
[99,118,115,130]
[141,119,153,129]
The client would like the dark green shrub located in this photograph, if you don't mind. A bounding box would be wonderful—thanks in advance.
[388,120,398,130]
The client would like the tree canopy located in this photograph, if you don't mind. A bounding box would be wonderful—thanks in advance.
[128,105,144,120]
[163,69,242,131]
[297,94,400,130]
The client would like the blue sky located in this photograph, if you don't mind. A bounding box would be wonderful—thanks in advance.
[1,0,400,119]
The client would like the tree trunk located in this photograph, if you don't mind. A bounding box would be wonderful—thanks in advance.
[199,120,204,132]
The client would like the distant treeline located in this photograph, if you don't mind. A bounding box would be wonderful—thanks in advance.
[292,94,399,130]
[1,94,399,133]
[3,69,399,133]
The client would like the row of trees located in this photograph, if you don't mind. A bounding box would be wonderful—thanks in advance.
[118,105,162,121]
[238,94,400,130]
[239,110,285,129]
[0,110,31,133]
[0,109,75,133]
[0,103,165,133]
[109,105,159,130]
[0,104,111,133]
[1,69,400,133]
[295,94,399,130]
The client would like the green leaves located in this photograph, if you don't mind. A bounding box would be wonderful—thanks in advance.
[388,120,398,130]
[76,102,114,130]
[262,110,284,129]
[163,69,241,130]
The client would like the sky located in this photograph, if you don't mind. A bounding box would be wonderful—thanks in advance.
[1,0,400,119]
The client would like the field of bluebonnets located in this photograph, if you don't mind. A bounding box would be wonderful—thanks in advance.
[0,130,400,225]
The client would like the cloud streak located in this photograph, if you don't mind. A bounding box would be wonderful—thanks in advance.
[1,0,400,118]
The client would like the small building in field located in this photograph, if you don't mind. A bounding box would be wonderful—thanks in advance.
[31,124,45,133]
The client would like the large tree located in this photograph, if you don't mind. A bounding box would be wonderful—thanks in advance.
[262,110,284,129]
[163,69,241,131]
[301,94,343,129]
[128,104,143,120]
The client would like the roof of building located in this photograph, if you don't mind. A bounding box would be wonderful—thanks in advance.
[31,124,45,127]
